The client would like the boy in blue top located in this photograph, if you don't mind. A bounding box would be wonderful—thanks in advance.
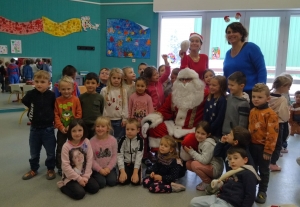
[22,70,56,180]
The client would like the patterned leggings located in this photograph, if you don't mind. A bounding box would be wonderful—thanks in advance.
[143,176,172,193]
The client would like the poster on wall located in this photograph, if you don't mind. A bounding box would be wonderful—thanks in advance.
[107,19,151,58]
[0,45,8,54]
[211,47,220,59]
[11,40,22,54]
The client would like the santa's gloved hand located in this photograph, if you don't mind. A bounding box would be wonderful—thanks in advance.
[142,123,150,138]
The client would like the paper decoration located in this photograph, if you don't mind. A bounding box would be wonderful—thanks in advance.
[211,47,220,59]
[224,16,230,22]
[235,13,242,20]
[81,16,100,31]
[107,19,151,58]
[0,16,43,35]
[42,16,82,37]
[168,53,176,63]
[11,40,22,54]
[0,45,8,54]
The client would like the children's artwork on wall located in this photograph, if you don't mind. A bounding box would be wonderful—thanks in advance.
[81,16,100,31]
[211,47,220,59]
[42,17,82,37]
[0,16,43,35]
[107,19,151,58]
[0,45,8,54]
[11,40,22,54]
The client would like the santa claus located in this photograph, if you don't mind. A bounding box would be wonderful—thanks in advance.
[141,68,207,152]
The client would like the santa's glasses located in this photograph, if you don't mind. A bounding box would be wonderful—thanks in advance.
[179,78,193,82]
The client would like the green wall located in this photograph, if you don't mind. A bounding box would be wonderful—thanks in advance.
[0,0,158,82]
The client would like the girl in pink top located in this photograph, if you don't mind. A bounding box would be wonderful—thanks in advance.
[142,55,170,110]
[57,119,99,200]
[90,116,118,188]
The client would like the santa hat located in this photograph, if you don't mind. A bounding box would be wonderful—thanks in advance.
[189,33,203,43]
[177,68,199,80]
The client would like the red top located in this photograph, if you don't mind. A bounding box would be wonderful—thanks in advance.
[180,53,209,80]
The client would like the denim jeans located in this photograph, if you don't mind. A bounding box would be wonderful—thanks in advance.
[111,120,125,141]
[29,126,56,171]
[92,168,117,189]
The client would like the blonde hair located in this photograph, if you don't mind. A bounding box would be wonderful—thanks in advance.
[271,76,292,91]
[59,75,74,87]
[279,72,293,82]
[159,135,178,159]
[107,68,125,108]
[122,66,133,84]
[126,118,140,128]
[34,70,50,81]
[252,83,270,96]
[94,116,113,134]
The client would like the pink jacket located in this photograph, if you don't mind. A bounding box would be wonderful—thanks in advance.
[146,65,170,110]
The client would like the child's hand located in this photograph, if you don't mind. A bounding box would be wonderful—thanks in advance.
[60,128,67,134]
[153,174,162,181]
[183,146,192,153]
[131,173,139,183]
[78,178,86,187]
[99,168,108,176]
[82,177,88,184]
[220,135,227,143]
[121,120,127,127]
[119,172,127,183]
[150,172,155,178]
[179,50,185,59]
[103,167,111,174]
[65,126,69,132]
[162,54,169,66]
[263,153,271,160]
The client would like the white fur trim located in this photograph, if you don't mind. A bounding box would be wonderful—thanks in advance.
[149,136,161,148]
[141,113,163,128]
[180,40,190,52]
[189,33,203,43]
[164,120,175,137]
[291,107,300,111]
[177,68,199,80]
[174,108,188,126]
[180,147,192,161]
[174,127,195,138]
[242,92,250,103]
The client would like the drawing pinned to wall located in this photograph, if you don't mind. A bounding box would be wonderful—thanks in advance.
[107,19,151,58]
[11,40,22,54]
[0,45,8,54]
[81,16,100,31]
[212,47,220,59]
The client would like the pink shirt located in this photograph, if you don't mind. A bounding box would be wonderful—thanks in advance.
[128,92,154,123]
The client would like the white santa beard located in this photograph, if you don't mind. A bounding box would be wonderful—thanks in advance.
[172,80,204,110]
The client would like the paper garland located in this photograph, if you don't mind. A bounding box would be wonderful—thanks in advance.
[0,16,43,35]
[42,17,82,37]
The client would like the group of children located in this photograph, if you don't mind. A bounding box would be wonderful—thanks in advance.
[20,54,300,205]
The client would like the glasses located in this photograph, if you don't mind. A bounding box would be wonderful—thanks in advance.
[179,78,193,82]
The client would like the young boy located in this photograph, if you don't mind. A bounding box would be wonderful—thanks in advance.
[249,83,279,204]
[222,71,250,135]
[190,147,260,207]
[53,65,80,97]
[21,70,56,180]
[96,67,109,93]
[137,62,147,76]
[54,76,82,176]
[79,72,104,138]
[118,118,144,185]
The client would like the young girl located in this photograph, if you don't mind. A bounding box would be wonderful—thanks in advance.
[57,119,99,200]
[90,116,118,189]
[143,135,186,193]
[269,76,291,171]
[142,55,170,110]
[289,91,300,136]
[203,75,227,139]
[96,67,110,93]
[100,68,128,140]
[122,66,136,100]
[158,64,172,98]
[183,121,224,191]
[203,69,215,92]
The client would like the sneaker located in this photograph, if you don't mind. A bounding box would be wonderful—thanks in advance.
[22,170,37,180]
[57,169,62,176]
[296,157,300,166]
[171,182,186,192]
[269,164,281,171]
[46,170,56,180]
[205,184,219,195]
[196,182,209,191]
[281,148,288,153]
[255,191,267,204]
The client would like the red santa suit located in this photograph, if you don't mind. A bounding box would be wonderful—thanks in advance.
[141,68,207,151]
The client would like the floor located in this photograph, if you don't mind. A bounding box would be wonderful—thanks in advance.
[0,92,300,207]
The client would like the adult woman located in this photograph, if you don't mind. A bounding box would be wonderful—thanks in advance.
[223,22,267,96]
[180,33,209,80]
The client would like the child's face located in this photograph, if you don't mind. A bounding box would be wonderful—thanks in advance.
[110,73,122,87]
[124,68,136,82]
[34,78,51,93]
[138,65,147,75]
[84,79,98,93]
[225,131,237,145]
[71,124,84,143]
[159,139,172,154]
[170,73,177,84]
[227,152,248,170]
[252,91,270,107]
[99,69,109,83]
[126,123,139,139]
[151,70,159,82]
[209,78,220,95]
[95,124,109,137]
[280,84,290,94]
[136,80,146,94]
[59,81,74,99]
[295,94,300,104]
[204,71,214,85]
[195,127,209,142]
[72,149,84,167]
[228,80,244,96]
[159,66,165,77]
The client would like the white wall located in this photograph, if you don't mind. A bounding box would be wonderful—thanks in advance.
[153,0,300,12]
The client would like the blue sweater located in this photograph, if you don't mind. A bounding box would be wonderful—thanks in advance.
[223,42,267,91]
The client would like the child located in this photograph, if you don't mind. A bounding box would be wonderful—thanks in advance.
[203,75,227,139]
[269,76,291,171]
[21,70,56,180]
[54,76,82,176]
[96,67,109,93]
[79,72,105,138]
[0,60,6,92]
[53,65,80,98]
[158,64,172,97]
[289,91,300,136]
[57,119,99,200]
[118,118,144,185]
[143,135,186,193]
[222,71,250,135]
[100,68,128,140]
[249,83,279,204]
[202,69,215,91]
[137,62,147,76]
[189,147,260,207]
[22,59,34,82]
[142,55,170,110]
[90,116,118,188]
[122,66,136,100]
[183,121,224,191]
[7,58,19,84]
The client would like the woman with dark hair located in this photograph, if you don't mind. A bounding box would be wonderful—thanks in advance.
[223,22,267,101]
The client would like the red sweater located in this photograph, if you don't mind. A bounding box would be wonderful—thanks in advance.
[180,53,208,80]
